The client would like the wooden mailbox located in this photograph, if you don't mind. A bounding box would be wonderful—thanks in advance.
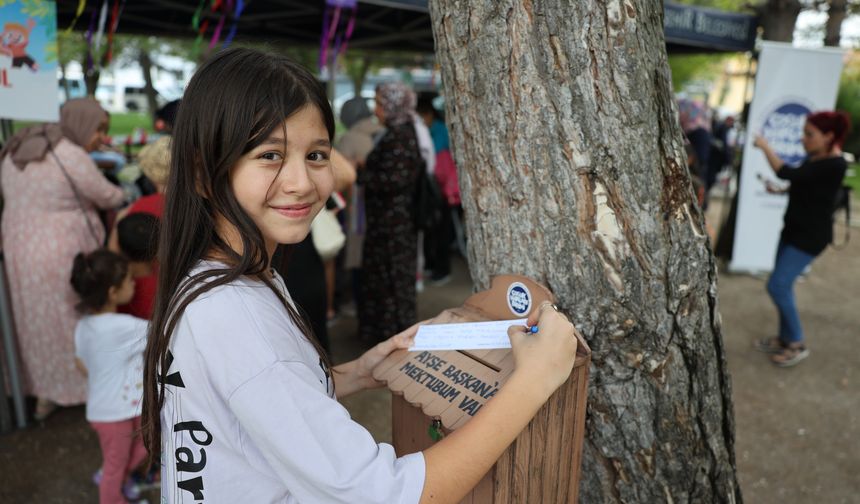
[372,275,592,503]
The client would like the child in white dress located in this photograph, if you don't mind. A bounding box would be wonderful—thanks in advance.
[72,249,149,504]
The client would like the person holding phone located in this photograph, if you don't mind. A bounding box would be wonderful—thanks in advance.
[752,110,850,367]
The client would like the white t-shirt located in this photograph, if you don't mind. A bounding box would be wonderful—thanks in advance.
[160,262,425,503]
[74,313,148,422]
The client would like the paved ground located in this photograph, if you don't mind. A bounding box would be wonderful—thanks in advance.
[1,198,857,503]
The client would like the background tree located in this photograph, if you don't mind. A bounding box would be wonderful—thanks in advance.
[429,1,741,502]
[57,31,88,100]
[344,52,374,95]
[836,54,860,153]
[678,0,860,45]
[750,0,804,41]
[114,35,196,117]
[824,0,849,45]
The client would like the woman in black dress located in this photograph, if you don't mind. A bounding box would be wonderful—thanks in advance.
[357,83,423,342]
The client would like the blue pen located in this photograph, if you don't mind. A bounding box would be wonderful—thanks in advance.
[528,325,539,334]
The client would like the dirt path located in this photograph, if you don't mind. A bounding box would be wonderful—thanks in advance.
[719,222,860,504]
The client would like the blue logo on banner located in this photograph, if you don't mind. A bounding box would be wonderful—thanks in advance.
[507,282,532,316]
[761,103,812,166]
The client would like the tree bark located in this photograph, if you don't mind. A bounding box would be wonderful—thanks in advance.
[824,0,848,46]
[429,1,741,502]
[754,0,802,42]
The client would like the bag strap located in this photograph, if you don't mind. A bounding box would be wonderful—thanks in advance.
[48,149,103,245]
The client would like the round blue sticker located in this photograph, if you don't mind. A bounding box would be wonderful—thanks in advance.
[760,102,812,167]
[507,282,532,316]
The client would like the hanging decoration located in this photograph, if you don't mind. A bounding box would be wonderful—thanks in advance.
[82,0,124,73]
[83,5,97,72]
[100,0,124,67]
[64,0,87,34]
[190,0,246,57]
[222,0,246,47]
[92,0,108,55]
[318,0,358,72]
[191,0,210,57]
[208,0,227,50]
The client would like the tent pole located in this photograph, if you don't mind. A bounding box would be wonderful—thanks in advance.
[0,253,27,430]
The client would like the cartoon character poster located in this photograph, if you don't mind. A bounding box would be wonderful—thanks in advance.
[0,0,59,121]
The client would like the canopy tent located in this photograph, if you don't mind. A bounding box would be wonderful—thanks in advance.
[56,1,758,55]
[55,0,434,53]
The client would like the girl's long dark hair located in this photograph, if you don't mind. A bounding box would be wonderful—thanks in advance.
[141,47,335,462]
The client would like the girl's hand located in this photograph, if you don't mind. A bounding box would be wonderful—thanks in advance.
[507,302,578,400]
[352,320,429,390]
[753,134,768,149]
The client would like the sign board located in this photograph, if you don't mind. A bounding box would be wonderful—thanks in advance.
[0,0,59,122]
[730,43,844,273]
[664,2,758,52]
[373,275,591,503]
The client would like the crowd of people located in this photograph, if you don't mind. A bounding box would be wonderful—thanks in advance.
[0,46,851,502]
[0,47,541,504]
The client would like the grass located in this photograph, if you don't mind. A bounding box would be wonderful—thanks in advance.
[10,112,152,138]
[108,112,153,137]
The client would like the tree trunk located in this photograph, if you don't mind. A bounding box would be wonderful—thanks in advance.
[84,67,100,97]
[60,63,71,101]
[824,0,848,46]
[755,0,803,42]
[350,55,372,96]
[429,1,741,502]
[138,49,159,118]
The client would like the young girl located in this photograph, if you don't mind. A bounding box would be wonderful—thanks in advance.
[71,249,149,504]
[142,47,578,503]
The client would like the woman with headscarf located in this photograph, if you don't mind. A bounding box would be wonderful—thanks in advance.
[356,82,425,342]
[1,98,124,420]
[337,96,384,284]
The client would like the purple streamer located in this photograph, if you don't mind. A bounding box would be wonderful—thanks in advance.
[209,10,227,49]
[85,8,97,72]
[327,6,341,45]
[318,6,331,70]
[333,30,342,60]
[323,6,342,68]
[340,6,357,55]
[345,6,356,38]
[223,0,245,46]
[320,1,358,70]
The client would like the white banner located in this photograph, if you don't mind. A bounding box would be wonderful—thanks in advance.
[730,42,844,273]
[0,1,59,122]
